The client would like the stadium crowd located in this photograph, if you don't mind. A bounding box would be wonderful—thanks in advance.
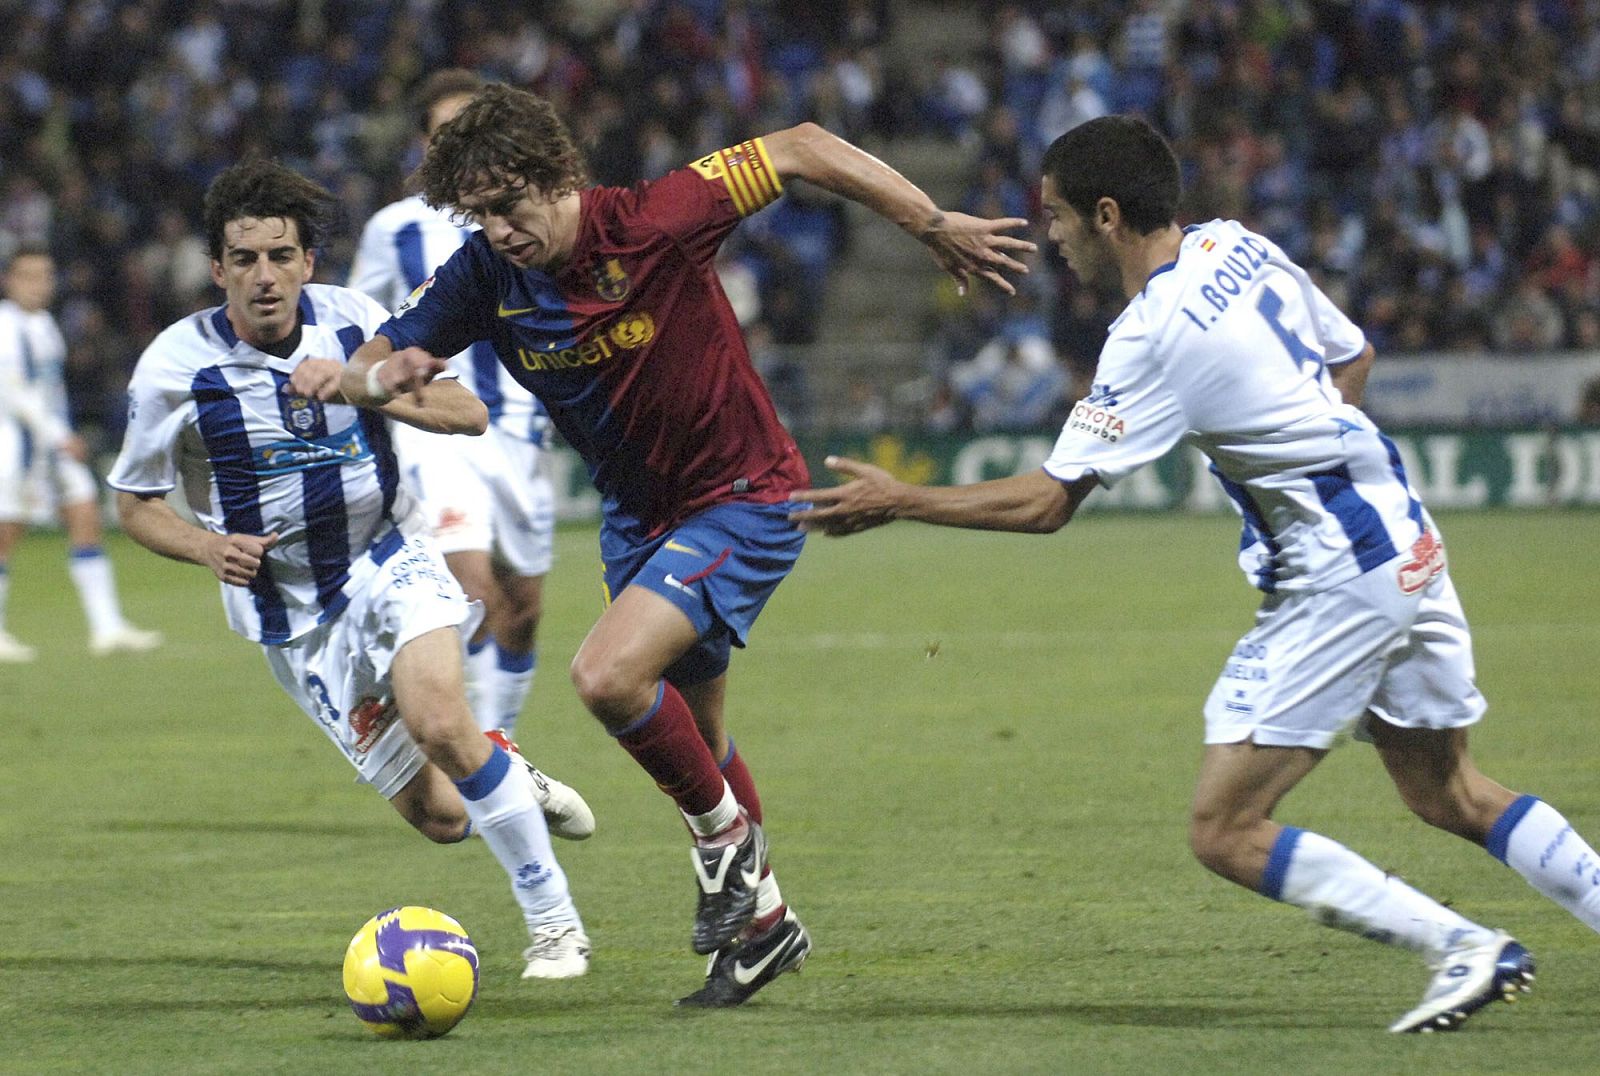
[930,0,1600,430]
[2,0,1599,443]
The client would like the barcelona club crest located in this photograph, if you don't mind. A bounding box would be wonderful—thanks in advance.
[591,258,631,302]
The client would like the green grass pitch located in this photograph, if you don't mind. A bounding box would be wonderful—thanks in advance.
[1,510,1597,1073]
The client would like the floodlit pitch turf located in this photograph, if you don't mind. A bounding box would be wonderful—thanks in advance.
[1,510,1597,1074]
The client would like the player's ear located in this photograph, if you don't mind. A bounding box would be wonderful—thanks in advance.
[1094,196,1118,233]
[302,247,317,282]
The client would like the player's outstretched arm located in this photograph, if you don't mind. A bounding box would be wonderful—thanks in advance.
[290,342,488,435]
[760,123,1037,295]
[116,491,280,587]
[379,378,489,436]
[789,457,1096,536]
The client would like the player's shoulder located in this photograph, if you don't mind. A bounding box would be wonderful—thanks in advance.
[135,307,236,384]
[363,195,451,235]
[304,282,389,329]
[1176,218,1290,274]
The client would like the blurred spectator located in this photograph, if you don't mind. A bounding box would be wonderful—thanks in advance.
[948,295,1067,431]
[839,369,891,435]
[4,0,1600,449]
[1494,278,1567,354]
[1580,376,1600,425]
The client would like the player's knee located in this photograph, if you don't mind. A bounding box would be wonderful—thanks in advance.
[569,651,649,724]
[1188,811,1249,878]
[500,593,541,646]
[404,702,475,761]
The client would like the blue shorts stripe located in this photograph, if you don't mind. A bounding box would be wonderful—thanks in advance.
[1259,825,1304,901]
[1485,794,1540,864]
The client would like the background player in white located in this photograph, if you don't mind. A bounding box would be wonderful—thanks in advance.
[349,70,557,742]
[109,159,590,979]
[0,246,161,661]
[791,115,1600,1033]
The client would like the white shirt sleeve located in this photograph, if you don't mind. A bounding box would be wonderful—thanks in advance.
[107,349,193,495]
[1042,327,1187,488]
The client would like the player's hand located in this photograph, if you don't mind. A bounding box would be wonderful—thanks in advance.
[288,357,344,401]
[918,211,1037,296]
[380,347,450,397]
[206,531,280,587]
[788,456,903,536]
[59,433,89,464]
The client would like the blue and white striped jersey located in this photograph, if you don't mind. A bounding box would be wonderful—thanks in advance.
[0,298,73,450]
[108,284,424,645]
[1044,218,1427,595]
[349,195,549,446]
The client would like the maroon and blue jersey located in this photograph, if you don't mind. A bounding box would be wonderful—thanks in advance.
[377,138,808,536]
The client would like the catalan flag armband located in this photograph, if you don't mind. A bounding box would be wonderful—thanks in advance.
[689,138,783,216]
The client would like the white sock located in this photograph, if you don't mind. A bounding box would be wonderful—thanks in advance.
[454,746,581,931]
[1263,827,1494,959]
[68,548,126,637]
[493,643,536,738]
[683,781,740,839]
[463,637,498,733]
[0,564,10,631]
[755,870,784,920]
[1489,795,1600,931]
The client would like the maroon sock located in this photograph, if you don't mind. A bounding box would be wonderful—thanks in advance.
[615,681,727,816]
[718,740,764,825]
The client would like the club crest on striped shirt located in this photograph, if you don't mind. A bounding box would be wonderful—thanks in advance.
[280,381,323,434]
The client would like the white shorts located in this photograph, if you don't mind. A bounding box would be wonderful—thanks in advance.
[264,533,472,799]
[0,424,98,524]
[1203,550,1486,750]
[390,422,554,576]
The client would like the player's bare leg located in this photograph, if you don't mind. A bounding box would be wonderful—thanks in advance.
[490,564,543,735]
[444,552,587,836]
[1191,737,1530,1032]
[1373,720,1600,931]
[60,498,160,655]
[445,549,508,729]
[393,626,586,977]
[675,672,811,1007]
[390,763,471,843]
[0,519,34,661]
[571,587,768,956]
[1188,740,1323,888]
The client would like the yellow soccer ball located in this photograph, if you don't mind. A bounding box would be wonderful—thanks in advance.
[342,906,479,1039]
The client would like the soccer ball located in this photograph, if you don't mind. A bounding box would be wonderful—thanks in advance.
[342,906,479,1039]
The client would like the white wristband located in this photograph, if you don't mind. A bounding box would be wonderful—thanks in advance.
[363,360,393,404]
